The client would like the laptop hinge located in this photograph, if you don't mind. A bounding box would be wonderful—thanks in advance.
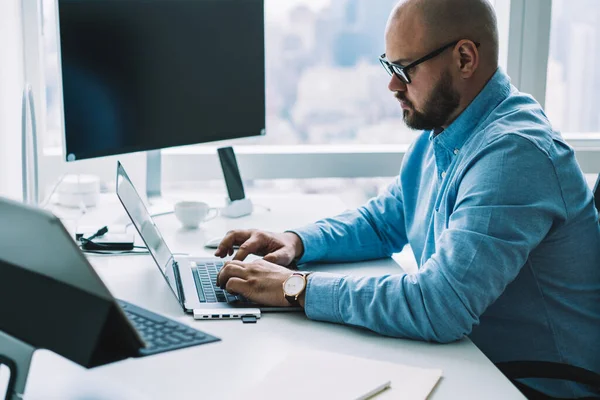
[171,260,186,307]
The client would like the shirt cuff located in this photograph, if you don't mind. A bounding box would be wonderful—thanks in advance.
[286,224,326,264]
[304,272,344,324]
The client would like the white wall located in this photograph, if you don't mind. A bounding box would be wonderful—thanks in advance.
[0,0,24,200]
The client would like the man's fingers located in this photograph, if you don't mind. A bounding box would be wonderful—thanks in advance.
[214,230,252,257]
[225,277,247,296]
[233,236,265,261]
[262,248,293,266]
[216,263,248,289]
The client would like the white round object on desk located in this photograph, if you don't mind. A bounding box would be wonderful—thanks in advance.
[174,201,218,229]
[57,174,100,194]
[55,191,99,208]
[55,174,100,208]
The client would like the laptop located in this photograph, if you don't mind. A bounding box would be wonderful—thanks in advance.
[0,196,219,366]
[116,161,299,320]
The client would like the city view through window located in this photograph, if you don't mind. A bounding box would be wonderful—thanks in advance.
[545,0,600,136]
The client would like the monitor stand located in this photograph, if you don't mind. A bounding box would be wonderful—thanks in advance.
[109,151,174,229]
[146,150,162,201]
[145,150,176,217]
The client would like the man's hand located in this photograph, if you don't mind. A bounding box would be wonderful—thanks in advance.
[216,259,303,308]
[214,229,304,266]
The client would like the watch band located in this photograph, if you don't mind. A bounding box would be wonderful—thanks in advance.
[285,293,301,307]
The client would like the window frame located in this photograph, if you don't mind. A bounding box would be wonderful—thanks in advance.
[28,0,600,199]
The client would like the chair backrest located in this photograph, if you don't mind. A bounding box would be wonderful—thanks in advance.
[594,173,600,217]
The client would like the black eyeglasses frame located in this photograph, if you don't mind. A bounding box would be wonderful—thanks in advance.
[379,40,480,84]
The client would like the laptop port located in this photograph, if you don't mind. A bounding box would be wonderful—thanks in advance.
[222,314,230,318]
[211,314,220,318]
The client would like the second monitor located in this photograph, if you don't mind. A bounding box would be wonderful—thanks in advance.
[57,0,266,161]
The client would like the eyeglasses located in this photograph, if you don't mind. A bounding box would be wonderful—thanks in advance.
[379,40,480,84]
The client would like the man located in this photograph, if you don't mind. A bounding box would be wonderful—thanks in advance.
[216,0,600,397]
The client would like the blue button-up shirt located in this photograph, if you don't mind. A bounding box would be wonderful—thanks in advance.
[292,69,600,397]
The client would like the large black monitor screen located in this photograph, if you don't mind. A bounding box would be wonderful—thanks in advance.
[58,0,265,161]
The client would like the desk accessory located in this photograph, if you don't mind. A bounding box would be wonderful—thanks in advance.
[55,174,100,208]
[218,147,253,218]
[76,226,136,252]
[244,348,442,400]
[174,201,218,229]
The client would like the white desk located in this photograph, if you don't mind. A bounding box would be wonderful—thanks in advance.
[24,193,525,399]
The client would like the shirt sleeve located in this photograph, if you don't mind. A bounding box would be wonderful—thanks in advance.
[288,176,409,264]
[304,135,567,342]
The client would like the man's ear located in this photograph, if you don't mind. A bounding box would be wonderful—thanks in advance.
[456,40,479,78]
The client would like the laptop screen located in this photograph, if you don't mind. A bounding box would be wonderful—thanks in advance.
[116,162,182,304]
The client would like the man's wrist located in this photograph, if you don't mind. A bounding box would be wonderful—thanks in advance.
[284,231,305,261]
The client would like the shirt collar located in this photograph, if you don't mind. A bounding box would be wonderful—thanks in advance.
[429,68,512,153]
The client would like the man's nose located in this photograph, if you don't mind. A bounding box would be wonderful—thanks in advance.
[388,74,407,92]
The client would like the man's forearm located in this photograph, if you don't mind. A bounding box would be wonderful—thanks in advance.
[288,187,409,264]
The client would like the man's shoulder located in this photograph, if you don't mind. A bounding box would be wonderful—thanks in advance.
[475,91,563,157]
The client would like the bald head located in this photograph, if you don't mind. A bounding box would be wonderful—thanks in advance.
[388,0,499,68]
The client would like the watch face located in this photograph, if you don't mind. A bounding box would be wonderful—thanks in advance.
[283,275,305,296]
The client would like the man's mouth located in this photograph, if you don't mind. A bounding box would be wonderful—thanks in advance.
[396,96,412,110]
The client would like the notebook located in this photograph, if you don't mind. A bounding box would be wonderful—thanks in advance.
[244,348,442,399]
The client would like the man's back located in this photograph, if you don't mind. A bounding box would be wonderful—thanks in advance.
[401,71,600,397]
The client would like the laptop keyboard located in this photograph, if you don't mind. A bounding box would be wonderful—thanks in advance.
[118,300,220,356]
[191,260,240,303]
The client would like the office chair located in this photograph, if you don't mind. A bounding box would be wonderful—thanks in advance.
[594,173,600,218]
[495,174,600,399]
[495,361,600,399]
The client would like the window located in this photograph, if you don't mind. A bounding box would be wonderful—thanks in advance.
[39,0,515,202]
[42,0,510,152]
[545,0,600,137]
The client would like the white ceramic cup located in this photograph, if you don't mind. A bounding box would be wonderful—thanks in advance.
[174,201,218,229]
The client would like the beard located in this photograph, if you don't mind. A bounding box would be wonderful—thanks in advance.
[396,69,460,131]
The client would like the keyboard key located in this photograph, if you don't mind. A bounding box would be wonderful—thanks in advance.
[175,325,188,332]
[165,336,181,345]
[170,332,192,342]
[226,294,238,302]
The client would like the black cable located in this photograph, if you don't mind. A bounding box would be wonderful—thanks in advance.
[77,226,108,242]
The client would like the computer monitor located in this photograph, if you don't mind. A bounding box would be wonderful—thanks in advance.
[57,0,265,162]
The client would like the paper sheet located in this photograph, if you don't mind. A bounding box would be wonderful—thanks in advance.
[244,349,442,400]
